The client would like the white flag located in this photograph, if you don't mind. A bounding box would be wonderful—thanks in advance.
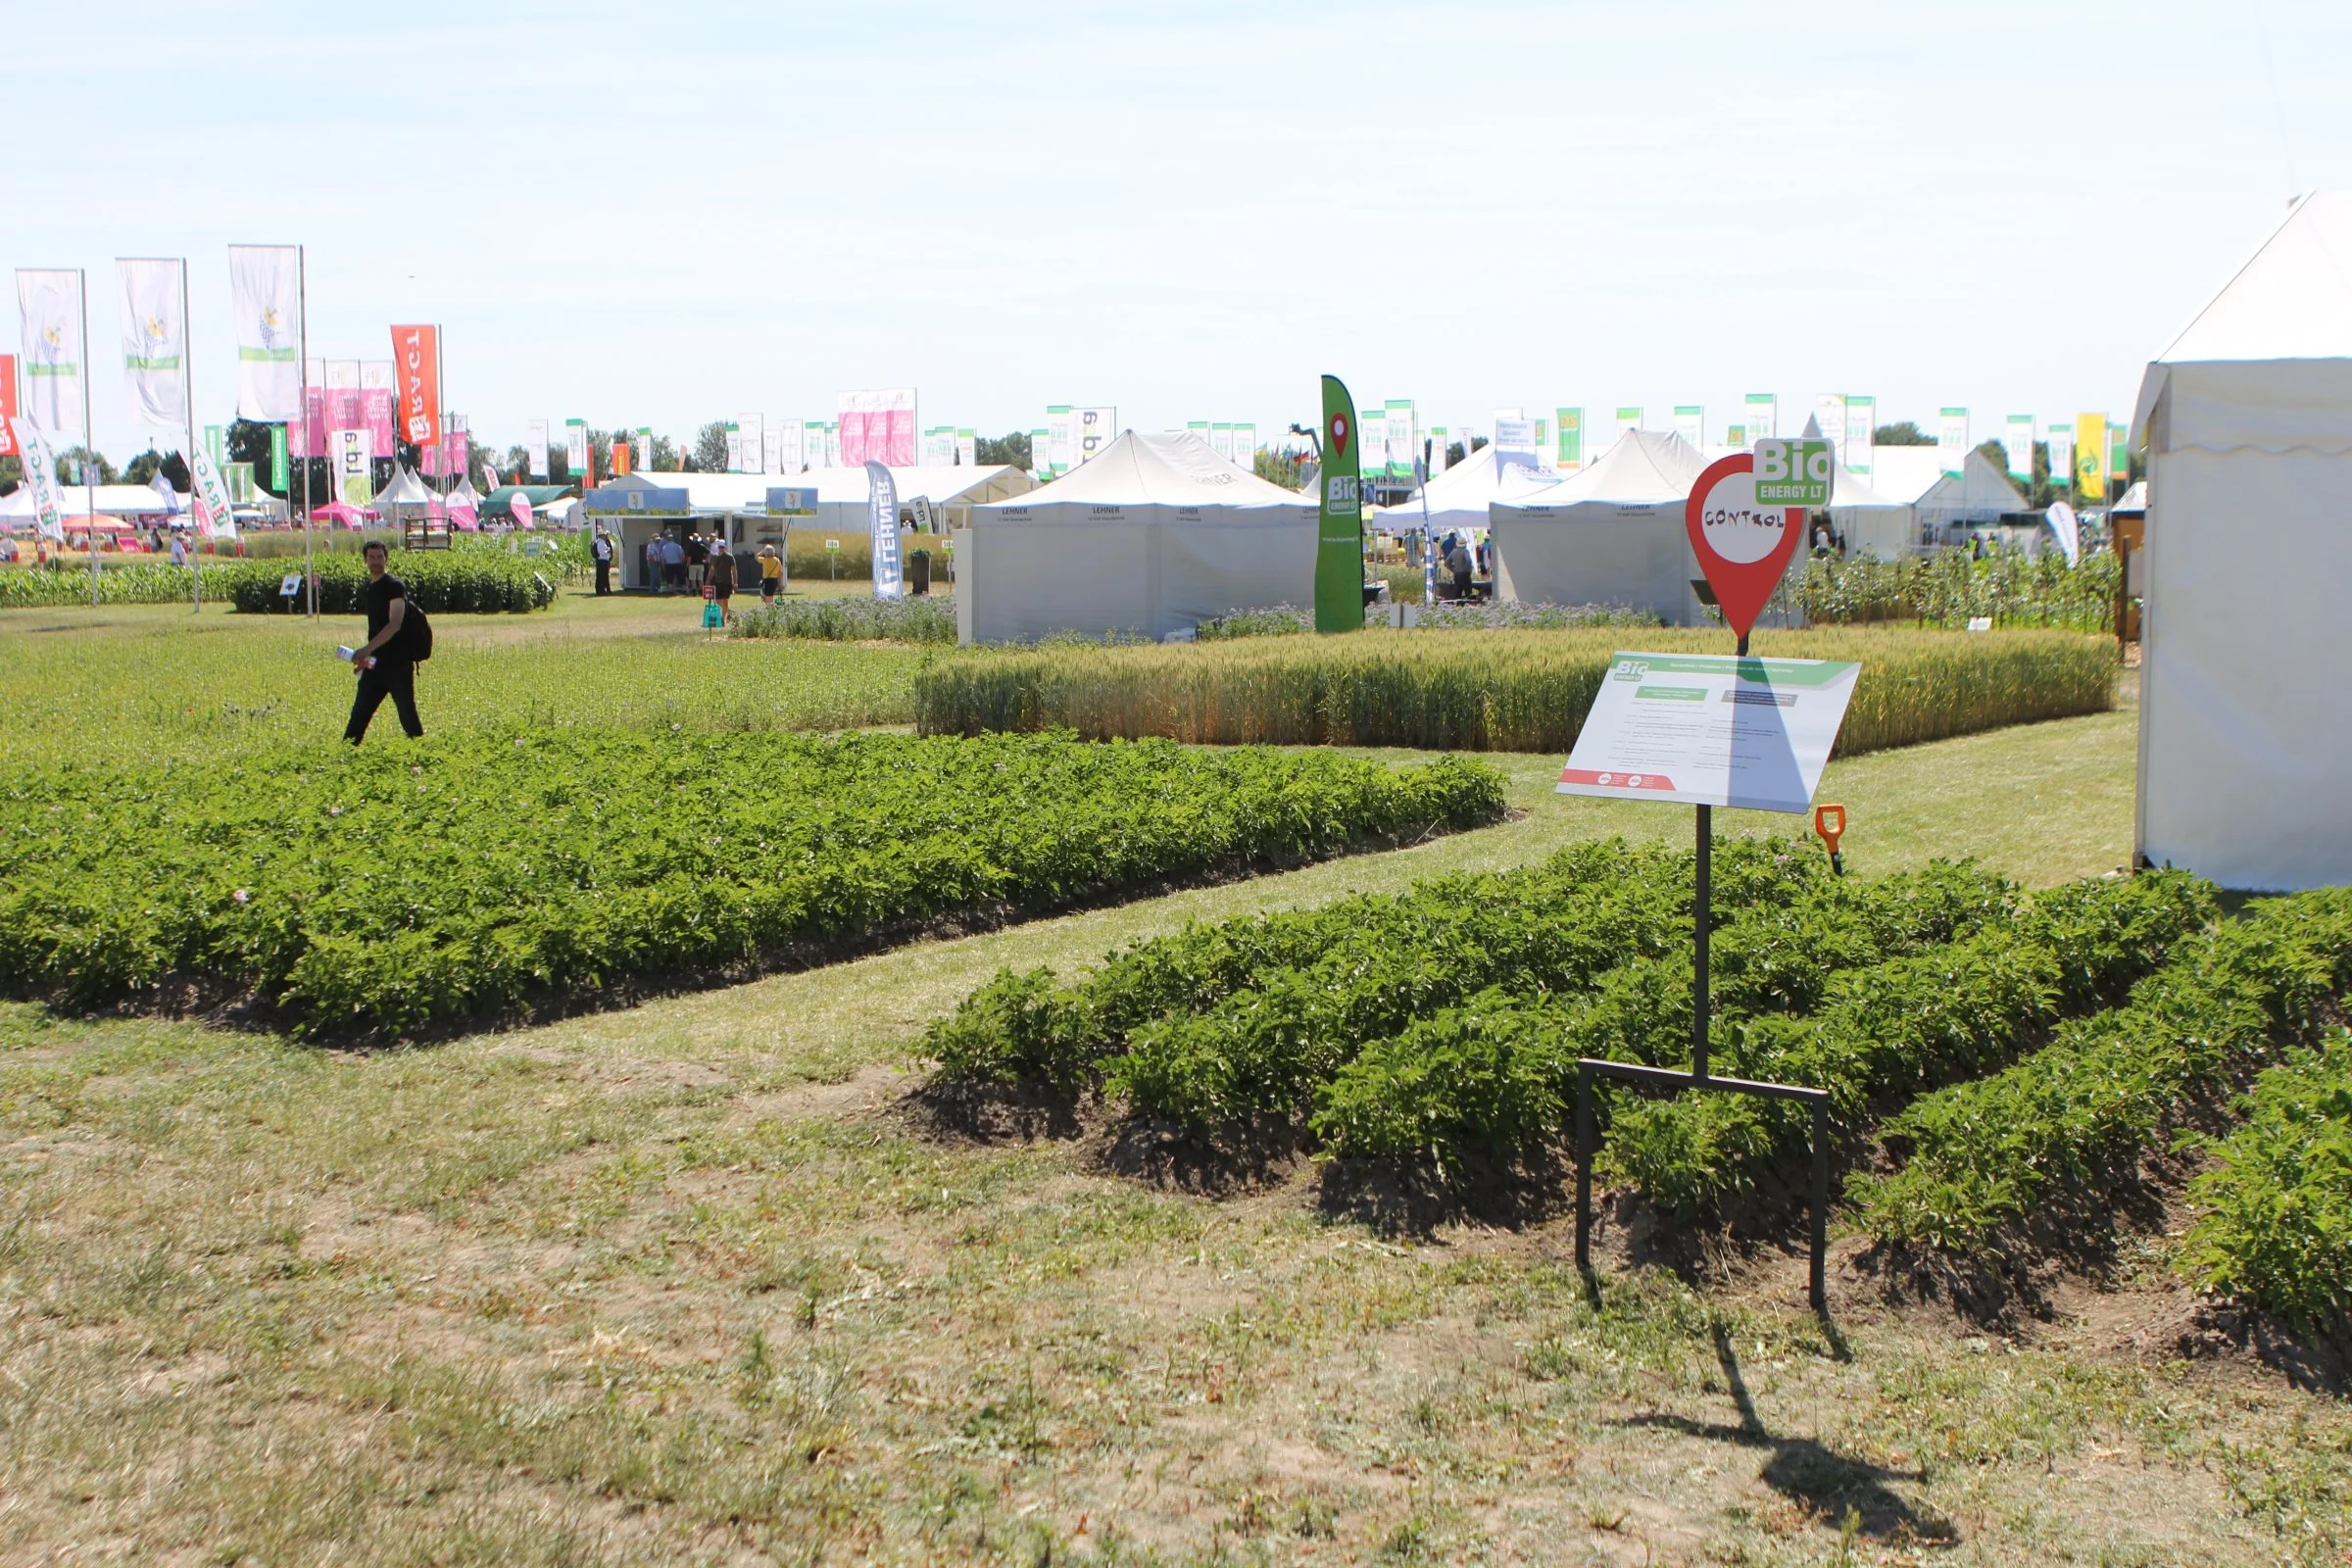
[228,245,302,420]
[189,441,238,539]
[526,418,548,479]
[864,460,904,601]
[8,418,67,540]
[16,270,85,434]
[118,259,187,427]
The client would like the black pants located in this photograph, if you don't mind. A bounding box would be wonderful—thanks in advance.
[595,562,611,594]
[346,659,423,743]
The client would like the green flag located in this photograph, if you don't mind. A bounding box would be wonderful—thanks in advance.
[1315,373,1363,634]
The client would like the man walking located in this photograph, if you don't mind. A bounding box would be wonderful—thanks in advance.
[345,540,425,744]
[592,527,614,595]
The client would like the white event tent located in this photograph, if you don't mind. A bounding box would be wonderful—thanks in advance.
[1858,447,2028,544]
[1371,445,1562,537]
[1489,430,1777,624]
[2131,190,2352,890]
[957,430,1315,644]
[1824,467,1915,559]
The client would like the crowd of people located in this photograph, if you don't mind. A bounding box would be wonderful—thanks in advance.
[613,527,784,622]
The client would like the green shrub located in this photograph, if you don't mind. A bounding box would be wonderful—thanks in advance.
[0,561,245,608]
[730,595,956,644]
[1848,889,2352,1255]
[2178,1030,2352,1337]
[0,732,1501,1036]
[1799,545,2122,631]
[219,552,556,614]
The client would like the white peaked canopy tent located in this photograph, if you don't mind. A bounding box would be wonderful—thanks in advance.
[1825,466,1916,559]
[1371,446,1562,536]
[370,466,437,520]
[957,431,1316,643]
[1489,431,1789,624]
[2131,190,2352,890]
[1862,448,2029,540]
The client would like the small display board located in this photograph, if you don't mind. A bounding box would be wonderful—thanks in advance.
[1555,652,1860,814]
[278,572,303,598]
[766,486,816,517]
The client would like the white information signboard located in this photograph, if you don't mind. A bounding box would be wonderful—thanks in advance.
[1556,652,1859,814]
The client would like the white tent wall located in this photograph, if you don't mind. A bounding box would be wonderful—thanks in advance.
[958,432,1316,643]
[1490,502,1703,622]
[2131,193,2352,892]
[1826,468,1916,559]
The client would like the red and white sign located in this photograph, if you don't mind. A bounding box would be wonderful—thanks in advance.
[1685,452,1804,640]
[391,324,441,448]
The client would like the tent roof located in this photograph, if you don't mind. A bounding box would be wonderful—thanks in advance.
[1373,446,1562,520]
[483,485,576,510]
[1854,447,1948,505]
[604,465,1028,514]
[2112,479,2148,514]
[1543,429,1708,504]
[372,466,435,508]
[2152,192,2352,366]
[991,431,1305,509]
[1825,466,1904,512]
[0,484,189,517]
[2132,192,2352,452]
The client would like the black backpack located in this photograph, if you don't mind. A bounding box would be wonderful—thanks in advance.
[405,602,433,662]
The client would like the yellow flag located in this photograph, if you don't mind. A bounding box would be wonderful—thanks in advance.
[2075,413,2107,502]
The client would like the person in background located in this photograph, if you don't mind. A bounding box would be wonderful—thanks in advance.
[662,532,686,592]
[758,542,783,605]
[169,530,187,567]
[707,539,737,623]
[1446,535,1473,601]
[684,531,710,590]
[345,540,425,745]
[591,527,614,595]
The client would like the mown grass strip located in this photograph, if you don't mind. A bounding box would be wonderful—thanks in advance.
[913,628,2116,754]
[0,731,1503,1038]
[1848,889,2352,1258]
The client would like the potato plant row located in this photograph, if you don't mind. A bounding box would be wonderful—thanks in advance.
[1310,871,2206,1205]
[0,732,1503,1037]
[1848,888,2352,1258]
[2178,1028,2352,1340]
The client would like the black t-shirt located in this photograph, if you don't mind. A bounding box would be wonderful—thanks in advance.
[685,538,709,565]
[364,573,409,657]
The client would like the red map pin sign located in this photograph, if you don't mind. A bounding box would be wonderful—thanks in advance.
[1685,452,1805,641]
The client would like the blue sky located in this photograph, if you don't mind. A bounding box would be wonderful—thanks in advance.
[7,0,2348,464]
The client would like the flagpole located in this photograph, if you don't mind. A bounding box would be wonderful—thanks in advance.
[181,260,200,614]
[298,246,314,618]
[80,269,96,612]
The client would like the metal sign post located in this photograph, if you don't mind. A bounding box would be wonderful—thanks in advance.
[1560,425,1850,1311]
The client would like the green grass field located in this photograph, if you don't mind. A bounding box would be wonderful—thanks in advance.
[1,600,2344,1565]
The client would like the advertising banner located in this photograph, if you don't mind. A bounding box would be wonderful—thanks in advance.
[1743,393,1777,443]
[2074,413,2107,502]
[8,418,66,539]
[564,418,588,479]
[1673,406,1704,450]
[1555,408,1583,468]
[0,355,15,457]
[390,324,441,446]
[638,427,655,470]
[1233,423,1255,466]
[956,428,976,466]
[1074,406,1115,467]
[2004,415,2034,482]
[922,425,956,466]
[1813,394,1846,466]
[1044,406,1072,474]
[1936,408,1970,476]
[1209,421,1232,462]
[864,460,904,601]
[189,440,237,539]
[883,387,916,466]
[1315,375,1363,634]
[1843,396,1876,475]
[1385,399,1416,480]
[1360,408,1387,475]
[762,427,781,474]
[2046,422,2074,494]
[1028,427,1049,476]
[16,270,85,434]
[284,385,327,458]
[1494,415,1537,458]
[526,418,548,478]
[117,258,187,427]
[1613,407,1642,444]
[2106,418,2129,482]
[733,412,764,473]
[1429,425,1450,473]
[335,427,372,506]
[228,245,302,421]
[270,423,288,492]
[362,388,395,454]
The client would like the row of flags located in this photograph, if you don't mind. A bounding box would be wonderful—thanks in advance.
[8,251,451,536]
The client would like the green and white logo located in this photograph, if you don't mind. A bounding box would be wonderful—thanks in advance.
[1752,438,1832,507]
